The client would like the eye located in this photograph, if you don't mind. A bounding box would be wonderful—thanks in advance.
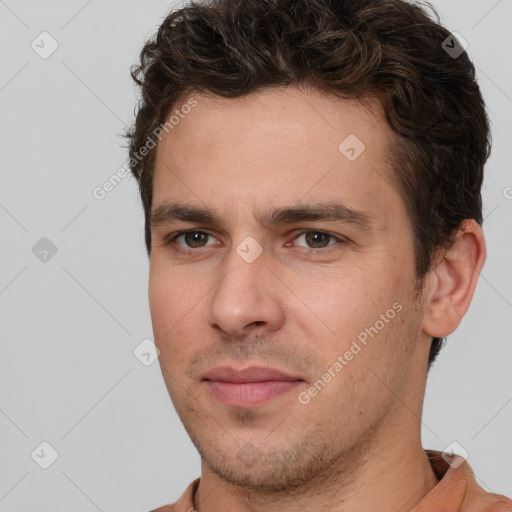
[168,230,220,249]
[163,229,346,254]
[289,230,345,249]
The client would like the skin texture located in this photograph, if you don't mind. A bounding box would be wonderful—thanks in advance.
[148,85,486,512]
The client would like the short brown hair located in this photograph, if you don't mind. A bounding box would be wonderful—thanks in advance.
[124,0,491,368]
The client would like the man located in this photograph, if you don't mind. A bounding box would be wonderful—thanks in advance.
[125,0,512,510]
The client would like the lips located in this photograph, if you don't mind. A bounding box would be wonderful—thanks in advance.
[202,365,302,383]
[202,365,304,407]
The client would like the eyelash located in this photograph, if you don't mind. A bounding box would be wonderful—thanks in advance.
[164,229,346,254]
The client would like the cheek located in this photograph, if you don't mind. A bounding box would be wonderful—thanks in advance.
[149,260,201,328]
[149,266,196,359]
[288,262,413,388]
[290,265,394,338]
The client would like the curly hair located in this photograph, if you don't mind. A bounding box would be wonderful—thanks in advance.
[124,0,491,369]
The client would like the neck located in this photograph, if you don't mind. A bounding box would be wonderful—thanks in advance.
[195,415,439,512]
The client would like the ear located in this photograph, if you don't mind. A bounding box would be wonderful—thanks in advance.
[421,219,486,338]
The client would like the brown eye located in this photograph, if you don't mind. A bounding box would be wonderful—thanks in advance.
[183,232,209,248]
[293,230,340,249]
[170,231,218,249]
[304,231,331,248]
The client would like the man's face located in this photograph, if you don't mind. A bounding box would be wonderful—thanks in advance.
[149,86,431,491]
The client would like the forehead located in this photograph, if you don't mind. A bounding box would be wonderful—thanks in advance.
[152,86,404,231]
[156,86,391,163]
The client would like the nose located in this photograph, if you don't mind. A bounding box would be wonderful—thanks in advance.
[205,243,286,338]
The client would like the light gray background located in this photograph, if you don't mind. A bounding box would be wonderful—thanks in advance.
[0,1,511,510]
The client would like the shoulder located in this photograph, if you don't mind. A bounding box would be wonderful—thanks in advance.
[420,450,512,512]
[147,477,200,512]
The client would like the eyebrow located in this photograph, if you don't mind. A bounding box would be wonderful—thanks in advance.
[150,201,376,232]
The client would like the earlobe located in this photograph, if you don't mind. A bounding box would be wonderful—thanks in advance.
[421,219,486,338]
